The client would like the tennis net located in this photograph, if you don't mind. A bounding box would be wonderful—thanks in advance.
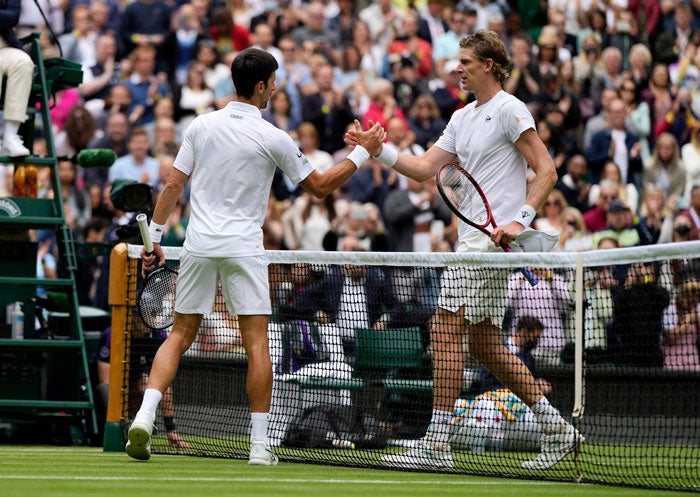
[105,242,700,492]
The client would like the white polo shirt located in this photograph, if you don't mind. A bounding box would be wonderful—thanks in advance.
[174,101,315,257]
[434,90,535,245]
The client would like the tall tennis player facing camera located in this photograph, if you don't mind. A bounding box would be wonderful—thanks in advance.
[356,30,583,470]
[126,48,384,464]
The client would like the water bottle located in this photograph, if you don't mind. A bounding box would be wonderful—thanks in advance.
[326,432,355,449]
[331,439,356,449]
[10,302,24,339]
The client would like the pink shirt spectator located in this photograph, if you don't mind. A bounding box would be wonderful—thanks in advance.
[663,295,700,371]
[48,88,82,133]
[362,101,407,133]
[506,269,572,364]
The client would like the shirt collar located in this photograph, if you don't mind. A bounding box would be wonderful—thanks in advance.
[227,101,262,117]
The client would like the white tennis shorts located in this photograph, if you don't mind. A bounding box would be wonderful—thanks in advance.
[438,231,509,325]
[175,248,271,316]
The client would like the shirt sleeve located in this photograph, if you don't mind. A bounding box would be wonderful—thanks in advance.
[499,98,535,144]
[433,116,457,154]
[173,118,198,175]
[267,129,315,185]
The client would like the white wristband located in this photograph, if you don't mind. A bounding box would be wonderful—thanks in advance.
[346,145,370,169]
[149,222,165,244]
[513,204,536,228]
[373,143,398,167]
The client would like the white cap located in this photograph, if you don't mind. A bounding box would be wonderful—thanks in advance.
[444,59,459,75]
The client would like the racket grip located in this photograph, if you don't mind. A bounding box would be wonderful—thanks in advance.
[136,213,154,254]
[520,266,539,286]
[502,244,538,286]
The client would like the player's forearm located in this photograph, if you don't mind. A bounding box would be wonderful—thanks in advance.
[525,170,556,212]
[392,152,436,182]
[151,182,183,226]
[301,160,358,198]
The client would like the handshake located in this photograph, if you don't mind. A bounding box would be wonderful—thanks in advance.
[344,120,398,169]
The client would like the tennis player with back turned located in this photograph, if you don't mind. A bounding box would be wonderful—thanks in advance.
[362,30,583,470]
[126,48,384,465]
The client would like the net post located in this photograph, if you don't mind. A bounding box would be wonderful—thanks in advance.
[573,252,585,419]
[569,252,586,483]
[103,242,129,452]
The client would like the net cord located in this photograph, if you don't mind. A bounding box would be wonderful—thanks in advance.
[128,241,700,269]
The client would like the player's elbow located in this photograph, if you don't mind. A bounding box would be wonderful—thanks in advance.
[306,185,332,199]
[300,172,334,198]
[161,180,184,198]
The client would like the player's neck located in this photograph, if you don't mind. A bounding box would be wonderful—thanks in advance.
[234,95,263,109]
[473,81,502,107]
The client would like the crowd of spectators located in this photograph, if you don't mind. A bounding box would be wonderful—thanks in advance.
[2,0,700,369]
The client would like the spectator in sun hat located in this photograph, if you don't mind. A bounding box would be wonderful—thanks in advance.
[431,59,471,120]
[536,26,568,76]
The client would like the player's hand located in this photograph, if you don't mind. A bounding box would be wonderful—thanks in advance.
[356,120,385,156]
[344,121,360,148]
[141,243,165,277]
[491,221,525,248]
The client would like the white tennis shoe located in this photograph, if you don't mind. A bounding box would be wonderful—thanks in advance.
[126,411,154,461]
[522,421,583,470]
[381,438,454,470]
[2,135,30,157]
[248,441,279,466]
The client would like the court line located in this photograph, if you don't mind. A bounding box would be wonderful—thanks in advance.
[0,475,555,486]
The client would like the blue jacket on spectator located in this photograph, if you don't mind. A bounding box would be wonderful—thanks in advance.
[279,265,405,330]
[586,129,643,186]
[0,0,22,48]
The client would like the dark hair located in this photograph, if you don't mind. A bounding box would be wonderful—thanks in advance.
[230,48,279,98]
[516,315,544,332]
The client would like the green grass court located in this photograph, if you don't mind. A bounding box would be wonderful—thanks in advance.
[0,445,690,497]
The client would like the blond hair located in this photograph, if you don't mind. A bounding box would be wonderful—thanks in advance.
[460,30,510,85]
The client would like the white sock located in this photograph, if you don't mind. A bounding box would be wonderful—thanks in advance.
[426,409,452,443]
[3,120,20,139]
[140,388,163,422]
[531,397,565,432]
[251,412,269,443]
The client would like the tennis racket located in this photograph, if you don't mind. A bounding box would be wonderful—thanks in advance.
[435,162,539,286]
[136,213,178,330]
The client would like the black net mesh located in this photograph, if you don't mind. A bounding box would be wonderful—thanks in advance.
[117,244,700,491]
